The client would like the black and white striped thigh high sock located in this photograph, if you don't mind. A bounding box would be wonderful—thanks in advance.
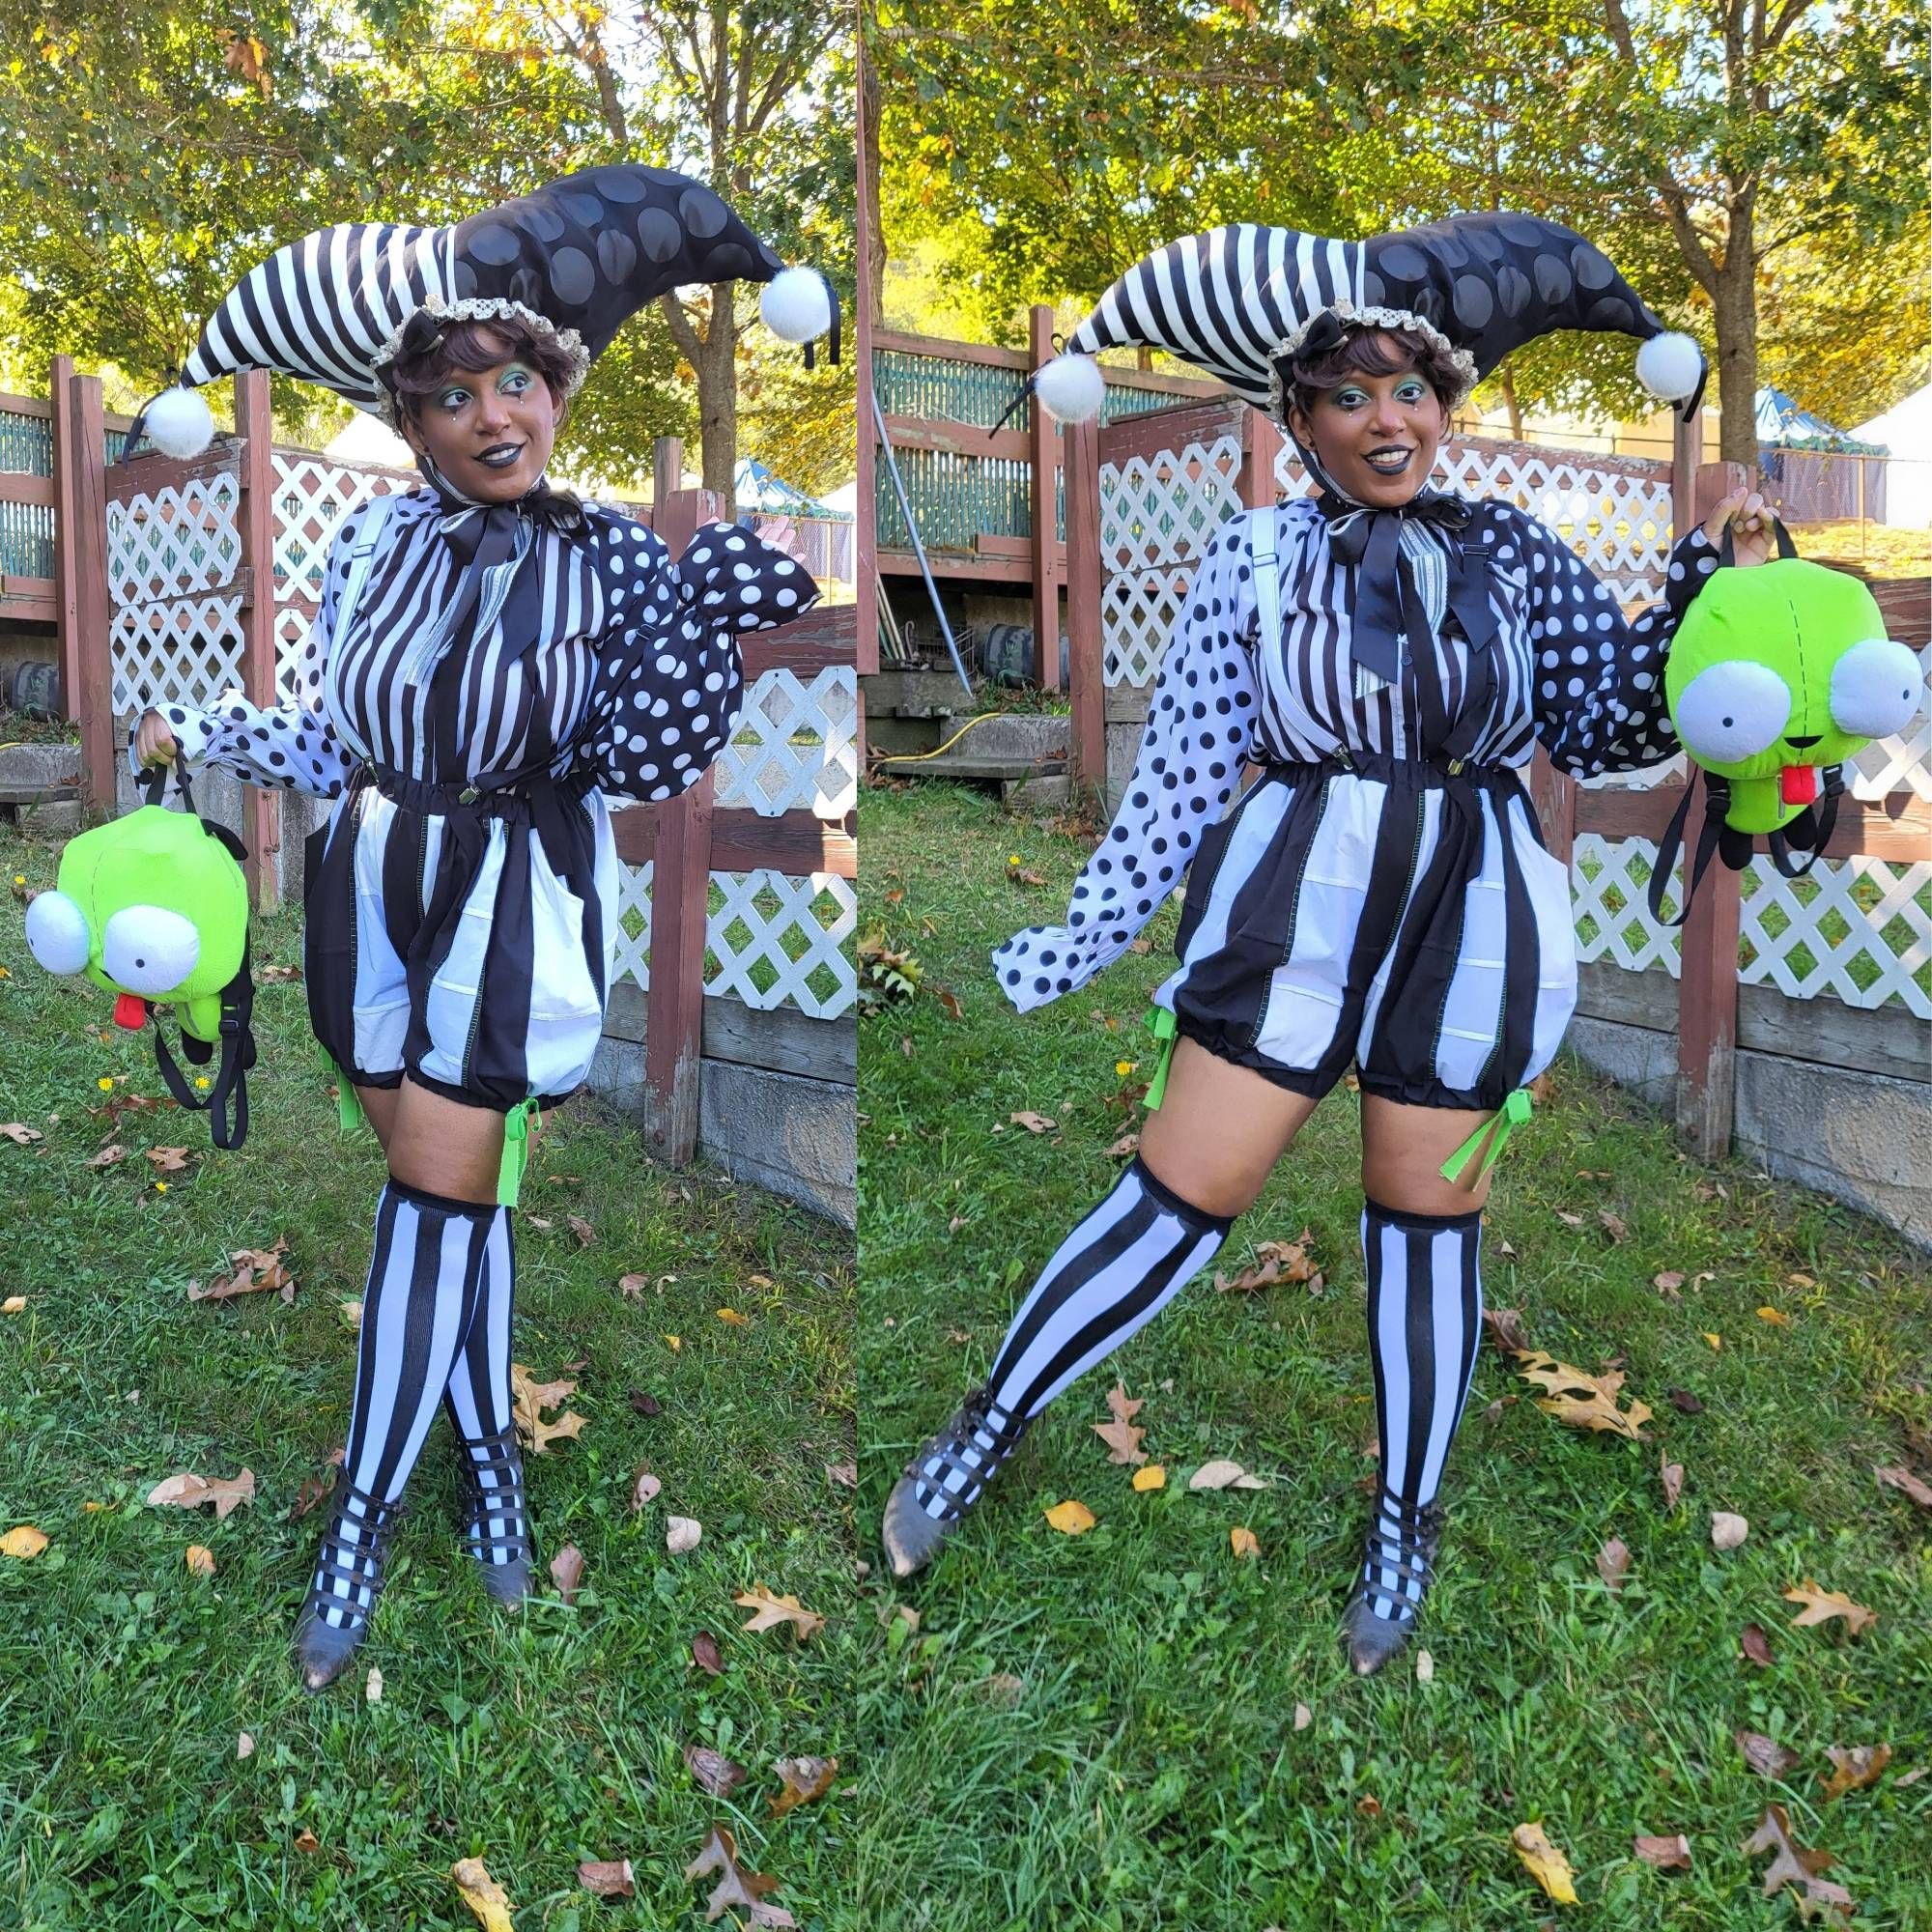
[313,1179,494,1629]
[1361,1198,1483,1619]
[441,1208,525,1567]
[913,1157,1232,1520]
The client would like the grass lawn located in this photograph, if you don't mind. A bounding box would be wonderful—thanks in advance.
[0,820,856,1930]
[856,781,1931,1932]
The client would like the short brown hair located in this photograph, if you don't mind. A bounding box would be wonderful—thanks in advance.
[385,316,580,424]
[1282,325,1463,425]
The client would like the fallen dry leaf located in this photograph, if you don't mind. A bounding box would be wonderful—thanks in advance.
[1756,1304,1792,1327]
[294,1829,321,1855]
[1599,1209,1629,1243]
[1355,1795,1381,1818]
[1,1295,23,1315]
[236,1730,254,1759]
[1660,1453,1685,1509]
[617,1272,648,1298]
[1634,1833,1692,1871]
[630,1466,662,1511]
[86,1144,128,1169]
[1742,1804,1854,1919]
[550,1543,584,1604]
[146,1468,255,1520]
[364,1663,383,1703]
[768,1755,838,1818]
[685,1743,748,1797]
[337,1298,361,1332]
[1093,1381,1147,1464]
[450,1857,514,1932]
[1103,1131,1140,1159]
[189,1238,296,1305]
[1043,1497,1096,1534]
[566,1213,596,1247]
[691,1631,724,1675]
[1513,1351,1652,1441]
[579,1859,636,1899]
[1230,1526,1260,1560]
[1783,1579,1877,1636]
[1821,1745,1890,1801]
[1215,1231,1321,1294]
[1,1122,44,1145]
[1189,1459,1246,1492]
[1666,1386,1704,1414]
[1414,1649,1435,1684]
[735,1584,825,1639]
[1009,1110,1056,1133]
[510,1362,586,1455]
[1483,1306,1533,1353]
[1596,1536,1630,1592]
[1293,1701,1313,1731]
[683,1822,795,1927]
[667,1515,701,1554]
[1740,1623,1776,1668]
[716,1307,751,1326]
[1786,1271,1817,1290]
[145,1145,190,1172]
[1511,1821,1578,1905]
[630,1389,661,1416]
[1132,1464,1166,1492]
[1653,1269,1685,1298]
[825,1460,857,1490]
[1703,1332,1722,1350]
[185,1544,215,1577]
[1739,1730,1801,1779]
[1554,1209,1584,1228]
[1,1525,50,1559]
[977,1672,1025,1707]
[259,962,303,982]
[1874,1463,1932,1510]
[1712,1511,1749,1551]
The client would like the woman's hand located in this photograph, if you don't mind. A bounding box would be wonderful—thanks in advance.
[1702,487,1776,566]
[133,709,179,768]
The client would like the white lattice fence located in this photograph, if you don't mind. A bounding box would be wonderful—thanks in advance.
[272,454,414,695]
[714,667,858,818]
[107,473,245,715]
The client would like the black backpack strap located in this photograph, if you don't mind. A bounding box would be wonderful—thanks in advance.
[1767,766,1843,879]
[1715,517,1799,568]
[1648,770,1732,927]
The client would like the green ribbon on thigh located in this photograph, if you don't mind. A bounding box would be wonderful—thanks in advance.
[1144,1006,1179,1111]
[497,1097,543,1208]
[1438,1086,1533,1186]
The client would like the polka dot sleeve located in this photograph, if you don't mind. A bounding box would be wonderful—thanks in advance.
[1515,507,1718,780]
[992,522,1262,1012]
[123,506,358,799]
[575,516,821,803]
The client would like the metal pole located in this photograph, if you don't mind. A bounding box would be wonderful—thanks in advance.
[870,390,973,698]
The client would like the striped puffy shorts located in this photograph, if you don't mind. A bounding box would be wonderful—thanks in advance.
[1157,753,1577,1112]
[302,766,618,1112]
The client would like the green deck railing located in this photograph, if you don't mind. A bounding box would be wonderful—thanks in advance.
[874,346,1204,554]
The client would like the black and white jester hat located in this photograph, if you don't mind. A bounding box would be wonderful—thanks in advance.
[133,162,837,458]
[1027,212,1704,426]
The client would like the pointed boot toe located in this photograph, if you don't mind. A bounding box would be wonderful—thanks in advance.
[881,1472,952,1579]
[457,1424,533,1606]
[882,1387,1030,1579]
[476,1554,532,1605]
[1341,1594,1416,1677]
[295,1606,369,1694]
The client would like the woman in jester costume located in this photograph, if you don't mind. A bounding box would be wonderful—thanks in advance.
[126,164,834,1690]
[882,211,1776,1674]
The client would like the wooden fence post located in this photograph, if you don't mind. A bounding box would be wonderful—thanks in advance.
[233,371,280,912]
[1675,454,1747,1159]
[652,436,682,524]
[49,355,82,724]
[1065,416,1104,800]
[1241,412,1284,508]
[640,485,723,1164]
[1028,304,1062,690]
[855,61,879,687]
[66,372,116,820]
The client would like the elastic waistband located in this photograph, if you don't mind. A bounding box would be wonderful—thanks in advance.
[355,763,596,817]
[1264,752,1527,793]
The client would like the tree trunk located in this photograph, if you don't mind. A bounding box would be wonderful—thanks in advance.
[1711,227,1760,468]
[1497,365,1522,441]
[696,298,739,514]
[862,48,886,327]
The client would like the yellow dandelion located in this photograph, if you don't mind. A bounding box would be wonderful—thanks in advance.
[97,1076,114,1092]
[194,1075,210,1090]
[12,874,23,887]
[1115,1060,1137,1078]
[155,1181,169,1193]
[1008,853,1020,865]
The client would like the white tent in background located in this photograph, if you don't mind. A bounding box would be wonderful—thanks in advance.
[1851,384,1932,530]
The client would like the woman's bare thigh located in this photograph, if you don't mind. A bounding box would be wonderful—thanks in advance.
[1136,1037,1321,1219]
[1359,1094,1497,1217]
[382,1078,510,1205]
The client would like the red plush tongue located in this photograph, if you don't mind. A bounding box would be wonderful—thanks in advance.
[112,991,149,1030]
[1781,764,1819,808]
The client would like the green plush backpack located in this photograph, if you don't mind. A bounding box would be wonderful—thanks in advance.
[24,765,257,1147]
[1649,522,1921,923]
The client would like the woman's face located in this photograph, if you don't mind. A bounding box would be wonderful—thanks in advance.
[399,351,562,501]
[1290,341,1449,508]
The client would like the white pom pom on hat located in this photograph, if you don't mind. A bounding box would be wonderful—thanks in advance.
[1034,352,1106,424]
[759,267,833,345]
[142,384,216,459]
[1635,330,1704,404]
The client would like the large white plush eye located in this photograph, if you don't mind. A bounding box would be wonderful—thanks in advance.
[1673,661,1792,764]
[23,889,92,976]
[1830,637,1921,739]
[100,905,199,996]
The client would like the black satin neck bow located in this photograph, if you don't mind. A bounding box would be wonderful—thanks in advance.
[432,476,584,567]
[1314,489,1498,684]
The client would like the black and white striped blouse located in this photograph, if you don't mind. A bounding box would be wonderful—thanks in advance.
[996,496,1717,1009]
[130,488,814,803]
